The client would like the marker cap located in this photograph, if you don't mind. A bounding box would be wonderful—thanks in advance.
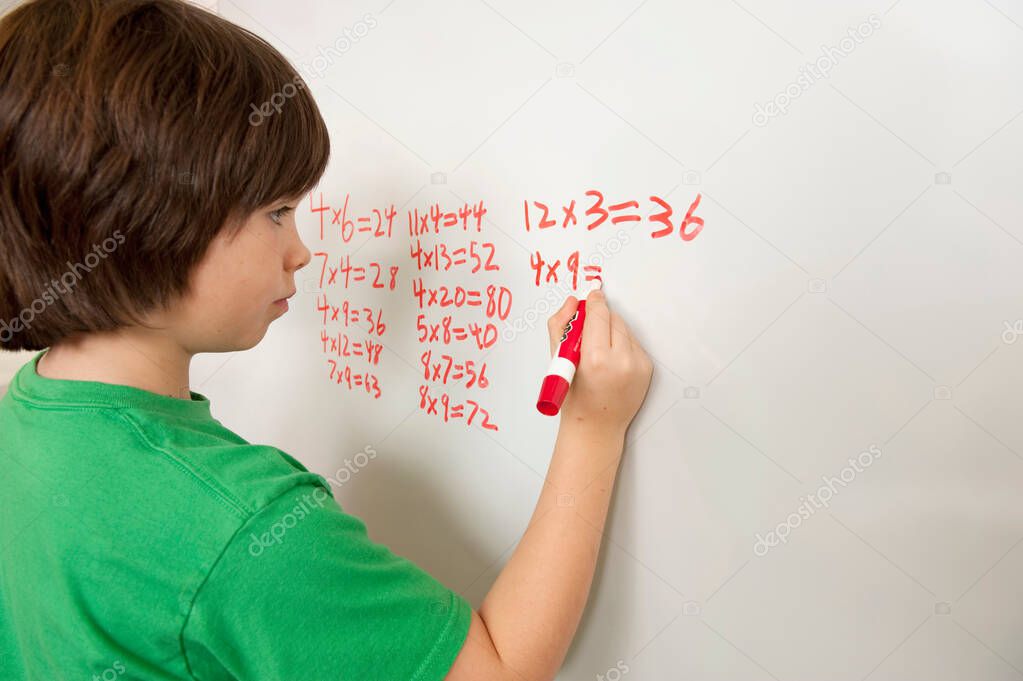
[536,374,570,416]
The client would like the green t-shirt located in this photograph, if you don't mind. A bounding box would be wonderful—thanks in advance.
[0,350,471,680]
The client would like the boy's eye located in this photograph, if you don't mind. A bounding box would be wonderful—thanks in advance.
[269,205,294,225]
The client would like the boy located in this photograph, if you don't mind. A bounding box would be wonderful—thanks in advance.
[0,1,653,679]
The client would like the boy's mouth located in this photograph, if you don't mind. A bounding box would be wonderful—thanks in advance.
[273,289,296,311]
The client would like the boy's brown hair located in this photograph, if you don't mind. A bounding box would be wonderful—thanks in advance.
[0,0,330,351]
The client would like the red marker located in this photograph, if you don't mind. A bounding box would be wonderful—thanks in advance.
[536,282,601,416]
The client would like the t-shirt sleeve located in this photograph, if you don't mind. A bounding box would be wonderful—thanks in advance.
[181,483,472,681]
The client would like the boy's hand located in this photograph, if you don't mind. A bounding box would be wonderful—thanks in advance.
[547,289,654,436]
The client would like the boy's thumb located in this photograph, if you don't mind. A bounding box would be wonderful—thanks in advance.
[547,295,579,357]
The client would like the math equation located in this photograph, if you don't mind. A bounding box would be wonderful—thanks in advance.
[304,188,705,432]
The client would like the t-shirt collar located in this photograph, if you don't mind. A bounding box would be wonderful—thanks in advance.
[8,349,213,421]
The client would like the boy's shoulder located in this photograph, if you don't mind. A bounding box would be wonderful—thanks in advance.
[115,403,333,522]
[0,351,334,560]
[0,358,332,531]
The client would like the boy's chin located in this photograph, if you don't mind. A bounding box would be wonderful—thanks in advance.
[197,328,268,354]
[240,327,270,351]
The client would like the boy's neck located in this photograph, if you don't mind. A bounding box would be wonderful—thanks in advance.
[36,330,194,400]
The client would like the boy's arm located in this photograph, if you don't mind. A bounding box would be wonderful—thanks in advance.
[446,289,653,681]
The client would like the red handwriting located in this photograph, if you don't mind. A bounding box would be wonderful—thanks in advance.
[327,360,382,399]
[315,295,386,335]
[407,199,505,428]
[524,190,704,240]
[416,313,498,349]
[583,265,603,288]
[308,195,404,401]
[308,193,396,243]
[411,280,512,320]
[420,349,490,389]
[314,253,399,290]
[320,331,385,366]
[408,202,487,235]
[409,239,500,273]
[529,251,605,288]
[418,384,499,431]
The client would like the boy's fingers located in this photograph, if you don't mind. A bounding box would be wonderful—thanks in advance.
[548,295,579,356]
[609,310,631,349]
[581,287,611,352]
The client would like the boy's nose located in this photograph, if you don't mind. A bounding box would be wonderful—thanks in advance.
[288,233,312,273]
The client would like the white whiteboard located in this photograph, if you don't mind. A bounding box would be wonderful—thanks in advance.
[193,1,1023,679]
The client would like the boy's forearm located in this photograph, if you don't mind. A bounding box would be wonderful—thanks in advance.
[479,419,626,681]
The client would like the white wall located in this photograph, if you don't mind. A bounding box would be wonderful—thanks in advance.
[19,1,1021,679]
[0,350,31,393]
[193,2,1023,679]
